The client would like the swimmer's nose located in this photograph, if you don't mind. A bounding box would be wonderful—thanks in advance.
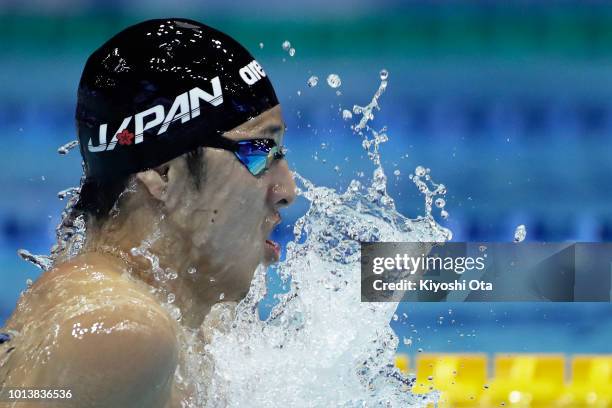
[268,159,296,209]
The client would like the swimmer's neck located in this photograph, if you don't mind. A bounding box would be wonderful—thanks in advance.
[72,196,242,329]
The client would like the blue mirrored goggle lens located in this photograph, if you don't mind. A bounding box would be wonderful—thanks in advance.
[236,153,268,175]
[234,140,280,176]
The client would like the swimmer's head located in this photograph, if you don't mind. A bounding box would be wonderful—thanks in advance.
[76,18,279,181]
[74,19,296,299]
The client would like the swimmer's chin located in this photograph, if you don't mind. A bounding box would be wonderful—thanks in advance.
[261,256,279,267]
[262,249,281,266]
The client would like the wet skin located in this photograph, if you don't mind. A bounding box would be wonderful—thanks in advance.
[0,105,296,407]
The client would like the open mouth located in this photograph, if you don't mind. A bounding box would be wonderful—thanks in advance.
[265,239,281,261]
[264,212,282,261]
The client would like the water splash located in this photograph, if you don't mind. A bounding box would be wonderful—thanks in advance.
[514,224,527,242]
[281,40,296,57]
[352,72,388,133]
[57,187,79,200]
[201,171,449,407]
[129,217,182,321]
[190,72,450,407]
[19,175,87,271]
[410,167,450,225]
[327,74,342,89]
[49,181,87,262]
[57,140,79,155]
[16,249,52,271]
[307,75,319,87]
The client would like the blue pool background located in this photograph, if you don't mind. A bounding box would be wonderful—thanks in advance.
[1,0,611,357]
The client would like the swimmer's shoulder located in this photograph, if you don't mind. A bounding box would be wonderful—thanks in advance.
[6,253,179,408]
[30,251,141,294]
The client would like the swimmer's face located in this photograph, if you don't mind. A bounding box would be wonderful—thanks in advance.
[161,105,295,300]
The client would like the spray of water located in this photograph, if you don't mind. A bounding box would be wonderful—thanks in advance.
[57,140,79,155]
[171,72,452,407]
[17,173,87,270]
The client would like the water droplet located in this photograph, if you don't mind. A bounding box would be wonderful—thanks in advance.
[326,74,341,88]
[187,267,197,274]
[307,76,318,87]
[57,140,79,155]
[219,292,225,300]
[379,69,389,80]
[166,268,178,280]
[289,47,295,57]
[259,42,264,49]
[440,210,449,219]
[435,198,446,208]
[297,90,301,96]
[513,224,527,242]
[341,109,352,120]
[415,166,426,177]
[167,293,175,303]
[17,249,53,271]
[282,40,291,51]
[168,305,182,321]
[393,170,400,176]
[57,187,79,200]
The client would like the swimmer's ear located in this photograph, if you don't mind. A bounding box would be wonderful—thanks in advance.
[136,166,169,201]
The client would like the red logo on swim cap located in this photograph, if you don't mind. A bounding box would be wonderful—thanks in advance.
[117,129,135,145]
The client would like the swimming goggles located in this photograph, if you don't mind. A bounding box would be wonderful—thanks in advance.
[208,138,286,177]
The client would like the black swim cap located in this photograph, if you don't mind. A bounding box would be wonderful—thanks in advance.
[76,18,278,180]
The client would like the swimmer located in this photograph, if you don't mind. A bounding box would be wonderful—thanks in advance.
[0,18,295,407]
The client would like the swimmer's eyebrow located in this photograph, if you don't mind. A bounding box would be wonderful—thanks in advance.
[255,123,286,144]
[256,124,284,138]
